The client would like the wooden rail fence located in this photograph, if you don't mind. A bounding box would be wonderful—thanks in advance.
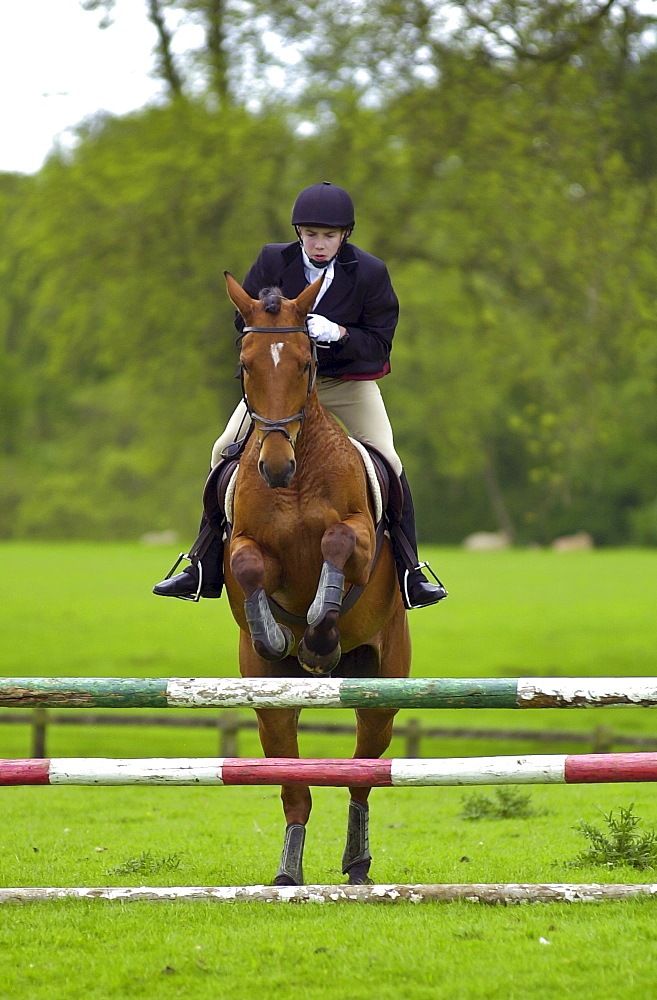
[1,709,655,760]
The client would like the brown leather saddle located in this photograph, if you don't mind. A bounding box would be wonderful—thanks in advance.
[202,458,240,536]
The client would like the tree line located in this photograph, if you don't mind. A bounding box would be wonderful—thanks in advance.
[1,0,657,545]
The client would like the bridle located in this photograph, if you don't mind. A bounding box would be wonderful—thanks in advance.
[238,325,318,446]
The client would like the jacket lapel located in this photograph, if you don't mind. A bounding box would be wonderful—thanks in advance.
[279,244,307,297]
[316,262,356,312]
[279,242,359,310]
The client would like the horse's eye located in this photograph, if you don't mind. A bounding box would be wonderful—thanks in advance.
[302,361,311,374]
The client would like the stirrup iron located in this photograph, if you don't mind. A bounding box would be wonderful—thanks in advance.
[162,552,202,603]
[416,560,448,591]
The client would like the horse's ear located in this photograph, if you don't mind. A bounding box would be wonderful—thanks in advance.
[224,271,258,319]
[293,274,325,317]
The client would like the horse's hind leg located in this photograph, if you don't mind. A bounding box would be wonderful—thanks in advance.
[343,707,398,885]
[342,799,372,885]
[255,707,312,886]
[342,605,411,883]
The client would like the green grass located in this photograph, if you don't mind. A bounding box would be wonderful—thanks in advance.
[3,783,657,886]
[1,898,657,1000]
[1,542,657,999]
[3,542,656,678]
[0,895,655,1000]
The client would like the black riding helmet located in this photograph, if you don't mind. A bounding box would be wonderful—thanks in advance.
[291,181,355,231]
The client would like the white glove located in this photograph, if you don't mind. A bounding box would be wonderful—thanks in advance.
[307,313,342,343]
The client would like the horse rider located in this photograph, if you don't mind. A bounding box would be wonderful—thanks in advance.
[153,181,447,610]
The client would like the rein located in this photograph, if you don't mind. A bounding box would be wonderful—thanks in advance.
[238,324,318,445]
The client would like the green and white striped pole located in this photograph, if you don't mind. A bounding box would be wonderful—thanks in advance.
[0,676,655,709]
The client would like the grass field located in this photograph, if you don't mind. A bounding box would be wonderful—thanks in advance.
[1,543,657,999]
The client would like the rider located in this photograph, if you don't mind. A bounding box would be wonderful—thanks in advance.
[153,182,447,610]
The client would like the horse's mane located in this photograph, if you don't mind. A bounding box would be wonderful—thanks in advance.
[259,287,283,314]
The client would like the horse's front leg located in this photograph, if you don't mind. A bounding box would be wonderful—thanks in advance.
[230,537,295,661]
[255,707,312,886]
[299,517,374,675]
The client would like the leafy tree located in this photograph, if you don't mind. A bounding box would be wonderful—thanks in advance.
[0,102,303,538]
[2,3,657,541]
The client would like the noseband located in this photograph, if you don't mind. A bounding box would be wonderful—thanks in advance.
[239,325,318,446]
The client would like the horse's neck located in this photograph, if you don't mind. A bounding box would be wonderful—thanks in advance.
[290,394,370,518]
[296,393,349,469]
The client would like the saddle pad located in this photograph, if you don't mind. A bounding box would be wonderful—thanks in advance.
[224,465,239,526]
[348,438,384,524]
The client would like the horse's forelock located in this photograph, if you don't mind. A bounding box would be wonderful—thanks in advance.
[259,287,283,314]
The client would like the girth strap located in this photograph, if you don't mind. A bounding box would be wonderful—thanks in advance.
[266,518,387,628]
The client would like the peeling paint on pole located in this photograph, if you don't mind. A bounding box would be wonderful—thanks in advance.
[0,677,168,708]
[518,678,657,708]
[2,676,657,710]
[166,676,344,708]
[1,883,656,905]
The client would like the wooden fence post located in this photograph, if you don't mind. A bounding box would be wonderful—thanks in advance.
[32,708,47,758]
[219,711,240,757]
[404,717,421,758]
[592,725,615,753]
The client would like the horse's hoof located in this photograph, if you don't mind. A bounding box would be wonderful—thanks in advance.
[273,874,303,887]
[344,857,374,885]
[253,624,296,661]
[297,637,341,676]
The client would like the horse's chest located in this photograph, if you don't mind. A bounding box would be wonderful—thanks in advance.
[243,492,333,548]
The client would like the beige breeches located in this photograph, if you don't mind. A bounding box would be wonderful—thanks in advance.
[210,377,403,476]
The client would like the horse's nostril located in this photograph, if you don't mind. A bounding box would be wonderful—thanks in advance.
[259,460,296,489]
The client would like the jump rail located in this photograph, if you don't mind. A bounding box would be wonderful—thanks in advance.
[4,752,657,786]
[5,682,657,906]
[1,884,656,905]
[1,676,657,709]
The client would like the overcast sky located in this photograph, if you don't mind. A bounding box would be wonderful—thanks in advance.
[0,0,166,174]
[4,1,657,175]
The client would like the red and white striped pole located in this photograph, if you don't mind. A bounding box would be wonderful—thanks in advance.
[2,753,657,786]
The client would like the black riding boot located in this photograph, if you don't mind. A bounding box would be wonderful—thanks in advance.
[390,472,448,610]
[152,516,224,600]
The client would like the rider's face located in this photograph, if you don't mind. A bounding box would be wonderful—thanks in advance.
[297,226,345,264]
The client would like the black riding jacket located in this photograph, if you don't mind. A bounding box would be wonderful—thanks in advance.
[235,240,399,380]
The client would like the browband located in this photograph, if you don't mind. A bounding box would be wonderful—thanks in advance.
[241,325,308,334]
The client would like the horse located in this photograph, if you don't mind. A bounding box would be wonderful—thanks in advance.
[221,272,411,886]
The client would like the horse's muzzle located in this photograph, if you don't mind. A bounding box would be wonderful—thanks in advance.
[258,458,296,489]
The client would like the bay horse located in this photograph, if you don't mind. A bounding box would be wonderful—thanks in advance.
[222,272,411,885]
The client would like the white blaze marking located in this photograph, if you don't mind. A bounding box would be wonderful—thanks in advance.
[270,343,285,367]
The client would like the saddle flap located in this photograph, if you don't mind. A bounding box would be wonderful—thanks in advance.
[202,459,239,533]
[357,443,404,528]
